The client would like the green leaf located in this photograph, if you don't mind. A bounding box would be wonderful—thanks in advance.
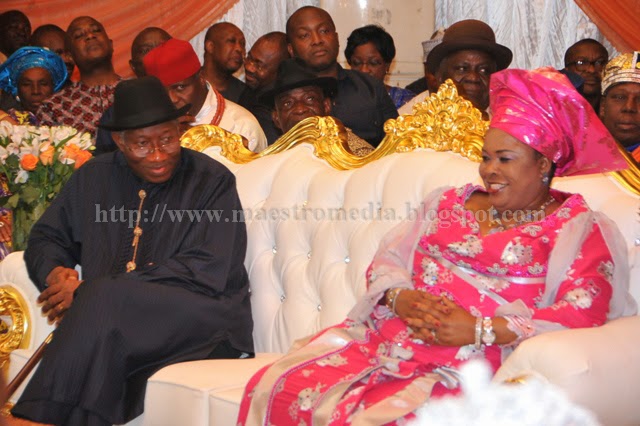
[7,193,20,209]
[21,185,43,205]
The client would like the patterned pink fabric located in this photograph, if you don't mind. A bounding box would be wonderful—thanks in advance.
[237,185,616,425]
[490,67,627,177]
[36,81,119,138]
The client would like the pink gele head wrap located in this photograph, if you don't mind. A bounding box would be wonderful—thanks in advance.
[489,67,627,177]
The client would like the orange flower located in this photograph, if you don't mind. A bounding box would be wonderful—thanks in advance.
[39,145,55,165]
[74,149,92,169]
[63,144,81,161]
[20,153,39,171]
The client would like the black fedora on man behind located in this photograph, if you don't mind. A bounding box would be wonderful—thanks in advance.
[426,19,512,74]
[99,75,190,131]
[260,59,374,156]
[260,58,337,107]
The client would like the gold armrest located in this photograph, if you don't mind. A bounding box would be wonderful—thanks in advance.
[179,81,640,195]
[0,286,31,376]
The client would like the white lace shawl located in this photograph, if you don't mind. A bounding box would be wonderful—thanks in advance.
[348,186,637,325]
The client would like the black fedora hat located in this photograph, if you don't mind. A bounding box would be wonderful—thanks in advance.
[426,19,512,74]
[99,76,190,131]
[260,58,338,106]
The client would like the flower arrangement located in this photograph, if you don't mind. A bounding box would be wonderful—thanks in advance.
[0,121,93,250]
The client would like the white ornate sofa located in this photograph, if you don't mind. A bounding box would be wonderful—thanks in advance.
[1,84,640,425]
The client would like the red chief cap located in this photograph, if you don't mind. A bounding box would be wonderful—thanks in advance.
[143,38,201,86]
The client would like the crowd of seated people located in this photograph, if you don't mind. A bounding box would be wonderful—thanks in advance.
[1,6,635,160]
[0,7,397,151]
[0,5,638,426]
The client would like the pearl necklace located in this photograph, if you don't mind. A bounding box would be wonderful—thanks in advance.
[488,195,556,232]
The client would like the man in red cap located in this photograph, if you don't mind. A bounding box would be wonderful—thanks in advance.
[400,19,513,119]
[144,38,267,152]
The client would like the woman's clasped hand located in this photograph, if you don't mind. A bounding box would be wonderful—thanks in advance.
[393,289,476,345]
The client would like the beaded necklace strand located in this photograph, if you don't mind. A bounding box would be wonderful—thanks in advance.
[488,195,555,232]
[210,89,226,126]
[126,189,146,272]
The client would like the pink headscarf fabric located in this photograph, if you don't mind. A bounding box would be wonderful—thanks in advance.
[489,67,627,177]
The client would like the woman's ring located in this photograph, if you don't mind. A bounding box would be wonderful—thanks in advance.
[0,222,4,227]
[57,303,65,312]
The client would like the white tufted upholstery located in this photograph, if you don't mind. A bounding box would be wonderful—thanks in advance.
[225,145,484,353]
[1,144,639,426]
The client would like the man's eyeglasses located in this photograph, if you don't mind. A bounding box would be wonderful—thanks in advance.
[124,139,181,157]
[350,59,385,69]
[567,59,607,71]
[245,56,265,73]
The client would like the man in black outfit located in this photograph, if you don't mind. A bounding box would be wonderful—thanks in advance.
[11,76,253,426]
[286,6,398,147]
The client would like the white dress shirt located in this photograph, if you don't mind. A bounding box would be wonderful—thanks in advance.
[195,83,267,152]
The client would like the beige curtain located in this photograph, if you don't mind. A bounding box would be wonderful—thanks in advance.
[3,0,240,77]
[435,0,616,70]
[574,0,640,52]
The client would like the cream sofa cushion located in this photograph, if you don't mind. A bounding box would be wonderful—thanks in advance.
[2,83,639,425]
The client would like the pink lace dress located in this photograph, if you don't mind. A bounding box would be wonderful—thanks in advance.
[238,184,627,426]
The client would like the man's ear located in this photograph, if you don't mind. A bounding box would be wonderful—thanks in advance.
[434,69,444,86]
[287,43,294,58]
[129,59,139,76]
[272,109,282,131]
[205,39,215,55]
[323,97,332,115]
[62,50,74,64]
[112,131,125,151]
[433,58,447,85]
[198,73,206,86]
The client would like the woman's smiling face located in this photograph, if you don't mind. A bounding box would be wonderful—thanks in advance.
[479,128,552,214]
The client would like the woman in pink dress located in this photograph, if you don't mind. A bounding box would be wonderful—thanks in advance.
[237,68,636,426]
